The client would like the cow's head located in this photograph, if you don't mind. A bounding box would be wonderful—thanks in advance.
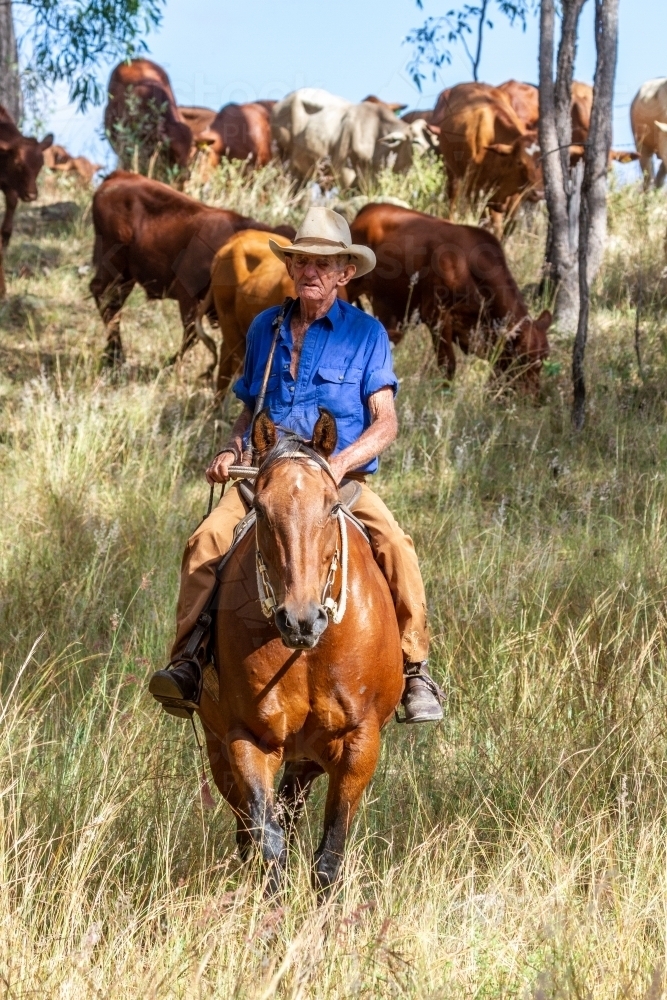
[378,119,434,172]
[485,131,543,203]
[0,130,54,201]
[506,309,552,391]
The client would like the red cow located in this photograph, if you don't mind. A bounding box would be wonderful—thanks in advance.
[497,80,637,166]
[0,104,53,297]
[348,202,551,390]
[89,171,295,368]
[199,102,273,168]
[104,59,192,173]
[429,82,542,235]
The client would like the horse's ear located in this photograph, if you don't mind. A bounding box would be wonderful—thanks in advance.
[252,409,277,455]
[312,408,337,459]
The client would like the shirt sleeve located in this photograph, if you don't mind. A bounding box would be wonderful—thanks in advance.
[361,321,399,401]
[233,316,260,410]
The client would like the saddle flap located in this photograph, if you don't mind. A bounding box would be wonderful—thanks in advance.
[338,479,362,510]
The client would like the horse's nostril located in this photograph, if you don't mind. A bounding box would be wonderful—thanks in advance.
[276,604,329,644]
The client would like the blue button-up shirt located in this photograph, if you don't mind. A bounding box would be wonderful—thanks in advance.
[234,298,398,474]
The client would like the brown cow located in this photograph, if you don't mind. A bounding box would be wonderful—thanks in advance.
[43,144,102,185]
[196,229,296,395]
[347,202,551,390]
[89,171,295,368]
[0,104,53,297]
[401,109,435,125]
[199,102,273,168]
[498,80,637,167]
[178,105,217,141]
[430,82,542,236]
[104,58,192,174]
[496,80,540,131]
[497,79,591,143]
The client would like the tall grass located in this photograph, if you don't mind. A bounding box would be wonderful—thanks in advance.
[1,173,667,996]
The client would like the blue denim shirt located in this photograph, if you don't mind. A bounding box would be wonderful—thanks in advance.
[234,298,398,474]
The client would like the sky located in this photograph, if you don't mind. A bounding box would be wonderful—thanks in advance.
[26,0,667,178]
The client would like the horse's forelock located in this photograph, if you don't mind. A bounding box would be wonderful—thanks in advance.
[259,433,334,482]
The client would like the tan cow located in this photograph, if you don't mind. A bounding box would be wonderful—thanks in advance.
[43,144,102,185]
[496,79,592,142]
[430,82,542,236]
[498,79,637,167]
[631,78,667,187]
[196,230,295,396]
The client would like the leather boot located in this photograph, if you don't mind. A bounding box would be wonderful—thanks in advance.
[149,656,202,719]
[399,661,444,724]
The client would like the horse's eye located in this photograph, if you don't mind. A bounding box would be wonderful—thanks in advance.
[254,502,265,520]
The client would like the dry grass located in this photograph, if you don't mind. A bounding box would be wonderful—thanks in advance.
[1,169,667,997]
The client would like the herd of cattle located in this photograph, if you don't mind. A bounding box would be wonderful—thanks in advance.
[3,57,667,391]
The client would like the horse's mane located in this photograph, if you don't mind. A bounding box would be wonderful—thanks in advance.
[259,431,334,481]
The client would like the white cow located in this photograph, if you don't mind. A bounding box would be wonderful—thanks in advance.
[631,77,667,187]
[271,88,435,187]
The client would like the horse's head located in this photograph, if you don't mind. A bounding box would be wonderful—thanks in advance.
[252,409,340,650]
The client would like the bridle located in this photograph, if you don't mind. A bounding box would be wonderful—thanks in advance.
[253,443,349,626]
[255,500,348,625]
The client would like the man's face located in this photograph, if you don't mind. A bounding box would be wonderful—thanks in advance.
[285,254,357,303]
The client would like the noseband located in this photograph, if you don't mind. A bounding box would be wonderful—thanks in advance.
[253,437,349,626]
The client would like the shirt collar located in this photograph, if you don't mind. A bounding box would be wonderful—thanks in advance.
[280,296,342,339]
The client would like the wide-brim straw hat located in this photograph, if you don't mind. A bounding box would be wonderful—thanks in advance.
[268,206,376,278]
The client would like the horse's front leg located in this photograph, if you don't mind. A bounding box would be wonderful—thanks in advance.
[277,759,325,842]
[314,726,381,900]
[227,731,286,896]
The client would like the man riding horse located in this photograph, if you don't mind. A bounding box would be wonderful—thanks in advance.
[149,207,443,725]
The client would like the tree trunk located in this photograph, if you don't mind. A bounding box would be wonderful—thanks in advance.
[539,0,587,333]
[572,0,619,430]
[0,0,22,124]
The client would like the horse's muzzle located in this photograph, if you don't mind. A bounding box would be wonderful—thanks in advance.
[274,603,329,649]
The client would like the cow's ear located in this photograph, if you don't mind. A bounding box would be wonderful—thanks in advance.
[379,131,406,149]
[485,143,513,156]
[252,409,278,455]
[536,309,553,330]
[427,123,441,136]
[312,408,337,459]
[39,134,54,151]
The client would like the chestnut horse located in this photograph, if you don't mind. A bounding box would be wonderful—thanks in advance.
[197,410,404,897]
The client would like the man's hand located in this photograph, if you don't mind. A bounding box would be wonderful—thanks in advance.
[328,454,347,485]
[206,449,237,485]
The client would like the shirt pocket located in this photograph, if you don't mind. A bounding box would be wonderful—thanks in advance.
[315,365,363,411]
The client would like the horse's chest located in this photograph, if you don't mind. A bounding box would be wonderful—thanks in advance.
[244,658,353,740]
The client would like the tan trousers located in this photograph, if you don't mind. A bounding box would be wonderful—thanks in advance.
[172,482,429,663]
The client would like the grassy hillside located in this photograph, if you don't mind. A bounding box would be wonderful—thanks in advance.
[1,163,667,998]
